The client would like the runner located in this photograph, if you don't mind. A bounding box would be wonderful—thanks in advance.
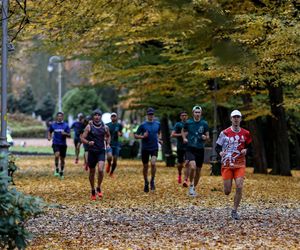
[215,110,252,220]
[81,109,111,200]
[47,112,71,179]
[182,106,209,197]
[71,113,85,164]
[171,111,189,186]
[134,107,162,192]
[106,112,123,177]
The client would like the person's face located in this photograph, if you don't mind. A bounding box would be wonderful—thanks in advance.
[231,115,241,126]
[111,115,117,122]
[56,114,64,122]
[147,113,154,121]
[180,113,188,122]
[93,114,101,123]
[193,110,201,119]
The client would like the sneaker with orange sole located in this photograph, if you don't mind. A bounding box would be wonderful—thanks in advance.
[91,194,96,201]
[97,192,103,198]
[109,173,115,178]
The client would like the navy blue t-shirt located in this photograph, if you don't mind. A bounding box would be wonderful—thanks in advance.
[71,121,85,139]
[49,122,70,146]
[135,121,161,151]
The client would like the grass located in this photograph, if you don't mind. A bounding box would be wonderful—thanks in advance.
[12,156,300,249]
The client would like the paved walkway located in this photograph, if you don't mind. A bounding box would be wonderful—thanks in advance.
[14,138,74,147]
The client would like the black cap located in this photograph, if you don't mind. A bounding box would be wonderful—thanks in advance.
[92,109,102,116]
[146,107,155,115]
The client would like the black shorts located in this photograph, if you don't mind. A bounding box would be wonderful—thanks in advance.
[185,147,204,168]
[177,148,186,164]
[88,150,106,168]
[52,144,67,158]
[83,143,89,152]
[141,149,158,164]
[74,137,81,146]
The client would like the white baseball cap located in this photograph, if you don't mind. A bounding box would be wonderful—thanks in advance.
[111,112,117,117]
[231,110,242,117]
[192,105,202,112]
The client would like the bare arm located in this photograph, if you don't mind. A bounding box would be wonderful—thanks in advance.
[80,125,93,146]
[171,130,182,138]
[181,128,188,144]
[105,125,111,147]
[47,131,52,141]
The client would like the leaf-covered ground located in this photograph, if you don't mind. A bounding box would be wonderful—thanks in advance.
[14,156,300,249]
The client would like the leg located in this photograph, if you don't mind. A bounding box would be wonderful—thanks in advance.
[143,163,149,183]
[97,161,105,192]
[223,179,233,195]
[189,160,196,185]
[233,177,244,211]
[75,142,80,162]
[142,150,150,192]
[106,150,112,173]
[110,156,118,175]
[89,167,96,191]
[150,156,157,190]
[183,160,190,187]
[54,151,60,172]
[60,156,65,177]
[194,166,201,188]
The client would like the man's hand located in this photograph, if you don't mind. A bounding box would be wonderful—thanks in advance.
[61,131,68,136]
[47,137,51,141]
[143,131,149,138]
[88,141,95,146]
[183,138,188,144]
[241,149,247,155]
[220,151,225,157]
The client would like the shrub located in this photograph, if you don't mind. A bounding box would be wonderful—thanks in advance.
[11,126,46,138]
[0,155,44,249]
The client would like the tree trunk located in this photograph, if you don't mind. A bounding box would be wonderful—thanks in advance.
[160,114,174,166]
[268,85,291,176]
[248,118,268,174]
[217,106,230,130]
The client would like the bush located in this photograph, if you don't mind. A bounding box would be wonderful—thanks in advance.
[11,126,46,138]
[0,170,44,249]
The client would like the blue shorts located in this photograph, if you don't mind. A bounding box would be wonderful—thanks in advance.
[107,146,120,157]
[88,150,106,168]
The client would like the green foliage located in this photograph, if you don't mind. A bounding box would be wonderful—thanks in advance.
[35,92,56,121]
[8,113,46,138]
[62,87,109,117]
[7,93,18,113]
[17,85,37,115]
[0,165,44,249]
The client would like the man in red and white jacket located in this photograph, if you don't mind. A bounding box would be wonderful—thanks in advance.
[216,110,252,220]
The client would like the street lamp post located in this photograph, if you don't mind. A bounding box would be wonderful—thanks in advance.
[47,56,63,112]
[0,0,10,179]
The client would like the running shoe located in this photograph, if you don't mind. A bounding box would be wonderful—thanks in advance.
[59,172,64,180]
[109,173,114,178]
[189,185,196,196]
[97,192,103,198]
[144,182,149,193]
[54,169,60,177]
[150,180,155,191]
[178,175,182,184]
[183,179,188,187]
[91,194,96,201]
[106,164,110,173]
[231,210,240,220]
